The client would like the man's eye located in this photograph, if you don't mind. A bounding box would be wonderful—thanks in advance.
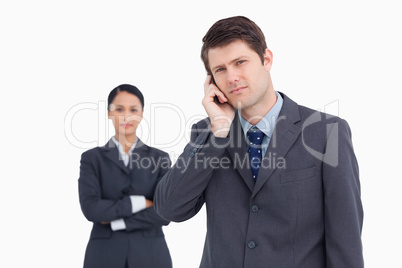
[237,60,245,65]
[116,108,123,112]
[131,109,137,112]
[216,68,225,73]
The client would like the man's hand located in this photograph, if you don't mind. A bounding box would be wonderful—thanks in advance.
[202,75,235,138]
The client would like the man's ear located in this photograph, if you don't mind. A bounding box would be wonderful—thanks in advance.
[263,48,273,72]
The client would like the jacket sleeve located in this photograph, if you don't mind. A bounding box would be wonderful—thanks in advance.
[323,119,364,267]
[124,153,171,231]
[78,151,132,223]
[123,207,170,231]
[154,121,229,222]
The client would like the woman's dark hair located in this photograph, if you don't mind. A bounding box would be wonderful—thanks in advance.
[201,16,267,75]
[107,84,144,110]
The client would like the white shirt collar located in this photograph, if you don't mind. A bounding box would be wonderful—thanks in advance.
[111,136,138,166]
[239,91,283,139]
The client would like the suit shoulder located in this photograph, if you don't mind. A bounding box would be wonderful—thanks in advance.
[150,146,170,158]
[297,104,348,126]
[280,92,347,127]
[80,146,103,160]
[193,117,210,130]
[139,142,170,158]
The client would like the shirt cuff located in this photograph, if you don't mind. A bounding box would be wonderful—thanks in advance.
[130,195,146,214]
[111,218,126,231]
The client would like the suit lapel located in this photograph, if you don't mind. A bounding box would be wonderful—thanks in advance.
[251,93,302,198]
[226,112,255,192]
[127,138,150,174]
[101,139,130,175]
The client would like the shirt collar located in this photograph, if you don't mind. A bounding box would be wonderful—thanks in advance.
[111,136,138,156]
[238,91,283,139]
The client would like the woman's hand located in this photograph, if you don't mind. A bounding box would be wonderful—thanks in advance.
[146,199,153,208]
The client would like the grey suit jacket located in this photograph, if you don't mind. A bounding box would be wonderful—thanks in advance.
[79,139,172,268]
[154,92,364,268]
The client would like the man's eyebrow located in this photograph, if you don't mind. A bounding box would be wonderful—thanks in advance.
[230,56,247,64]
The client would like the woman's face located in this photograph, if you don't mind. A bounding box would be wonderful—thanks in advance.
[108,91,143,137]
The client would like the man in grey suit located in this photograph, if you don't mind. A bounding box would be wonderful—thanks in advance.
[154,16,364,267]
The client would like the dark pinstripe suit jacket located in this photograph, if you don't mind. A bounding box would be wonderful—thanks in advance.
[155,92,364,268]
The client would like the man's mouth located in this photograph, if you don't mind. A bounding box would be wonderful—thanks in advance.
[230,86,246,94]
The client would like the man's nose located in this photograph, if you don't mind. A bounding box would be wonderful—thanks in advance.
[227,67,240,84]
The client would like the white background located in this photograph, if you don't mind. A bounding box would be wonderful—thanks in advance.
[1,0,401,267]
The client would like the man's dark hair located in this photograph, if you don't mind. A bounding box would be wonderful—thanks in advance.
[201,16,268,75]
[107,84,144,110]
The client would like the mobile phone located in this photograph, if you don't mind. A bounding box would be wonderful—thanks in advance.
[211,76,220,103]
[212,76,217,87]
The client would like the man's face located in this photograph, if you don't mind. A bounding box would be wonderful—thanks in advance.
[208,40,273,112]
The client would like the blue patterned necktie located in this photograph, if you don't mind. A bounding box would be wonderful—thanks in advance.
[248,127,264,182]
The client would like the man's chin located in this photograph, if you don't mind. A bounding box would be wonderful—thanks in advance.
[230,98,250,111]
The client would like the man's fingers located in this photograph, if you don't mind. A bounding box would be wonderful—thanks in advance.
[204,75,228,103]
[209,88,228,103]
[204,75,213,93]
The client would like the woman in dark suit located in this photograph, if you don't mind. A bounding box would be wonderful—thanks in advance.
[78,84,172,268]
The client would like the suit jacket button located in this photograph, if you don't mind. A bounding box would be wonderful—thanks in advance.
[248,241,256,249]
[190,152,195,158]
[251,205,259,213]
